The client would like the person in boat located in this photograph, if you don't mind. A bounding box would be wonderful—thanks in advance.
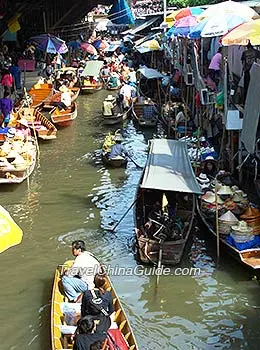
[16,118,31,138]
[128,67,136,85]
[108,135,129,159]
[73,315,106,350]
[61,240,100,302]
[107,72,120,89]
[202,156,218,178]
[119,82,135,110]
[0,90,13,128]
[103,95,116,116]
[56,85,72,111]
[143,98,158,120]
[81,273,114,333]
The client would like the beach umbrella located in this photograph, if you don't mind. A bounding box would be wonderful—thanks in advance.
[166,16,198,37]
[93,39,109,50]
[197,1,259,21]
[189,14,248,39]
[67,41,81,49]
[0,205,23,254]
[80,43,98,55]
[221,19,260,46]
[28,33,68,54]
[166,7,203,27]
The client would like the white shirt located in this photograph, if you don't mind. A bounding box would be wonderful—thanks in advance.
[61,91,71,107]
[120,84,133,99]
[67,251,100,289]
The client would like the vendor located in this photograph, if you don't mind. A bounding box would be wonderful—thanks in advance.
[202,156,217,178]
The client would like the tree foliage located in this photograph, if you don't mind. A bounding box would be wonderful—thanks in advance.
[167,0,219,8]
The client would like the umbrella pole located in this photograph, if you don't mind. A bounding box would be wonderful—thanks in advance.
[201,38,203,76]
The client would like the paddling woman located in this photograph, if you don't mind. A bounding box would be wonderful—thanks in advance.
[81,273,114,333]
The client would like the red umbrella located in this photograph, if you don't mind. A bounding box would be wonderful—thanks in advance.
[80,43,97,55]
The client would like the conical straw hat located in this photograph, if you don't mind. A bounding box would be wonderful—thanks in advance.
[219,210,239,223]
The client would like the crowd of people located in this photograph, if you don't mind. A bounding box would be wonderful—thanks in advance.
[133,0,163,17]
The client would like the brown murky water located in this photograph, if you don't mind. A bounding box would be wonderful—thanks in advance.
[0,91,260,350]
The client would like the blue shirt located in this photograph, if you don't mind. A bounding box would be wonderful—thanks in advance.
[109,143,128,158]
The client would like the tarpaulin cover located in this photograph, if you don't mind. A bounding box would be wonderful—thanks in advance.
[81,60,103,77]
[241,63,260,154]
[0,205,23,254]
[141,139,202,194]
[122,16,159,35]
[226,234,260,250]
[138,66,164,79]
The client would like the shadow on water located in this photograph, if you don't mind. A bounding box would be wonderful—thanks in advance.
[39,278,52,350]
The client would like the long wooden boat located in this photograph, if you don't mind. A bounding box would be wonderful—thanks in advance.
[135,139,201,265]
[81,82,103,94]
[28,83,53,108]
[18,107,57,140]
[197,201,260,272]
[50,102,77,127]
[132,102,157,127]
[103,102,132,125]
[101,131,127,168]
[0,139,37,184]
[43,87,80,109]
[51,260,138,350]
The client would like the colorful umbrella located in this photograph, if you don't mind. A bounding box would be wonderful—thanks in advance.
[189,14,247,39]
[166,16,198,37]
[197,1,259,21]
[0,205,23,254]
[166,7,203,27]
[80,43,98,55]
[136,39,161,53]
[221,19,260,46]
[67,41,81,49]
[93,39,109,50]
[29,33,68,54]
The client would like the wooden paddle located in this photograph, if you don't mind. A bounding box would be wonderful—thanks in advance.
[156,239,164,289]
[127,154,143,169]
[106,197,139,232]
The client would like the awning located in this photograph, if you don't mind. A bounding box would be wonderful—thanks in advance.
[81,60,104,77]
[122,16,160,35]
[138,66,164,79]
[141,139,202,194]
[134,34,156,46]
[241,63,260,154]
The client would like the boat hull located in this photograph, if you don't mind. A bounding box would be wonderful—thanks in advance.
[102,152,127,168]
[81,84,103,94]
[51,102,77,127]
[197,199,260,272]
[51,260,138,350]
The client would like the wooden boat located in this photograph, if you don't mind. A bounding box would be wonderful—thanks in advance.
[106,85,121,91]
[0,139,37,184]
[135,139,201,265]
[50,102,77,127]
[80,60,104,94]
[28,83,53,108]
[18,107,57,140]
[103,102,132,125]
[51,260,138,350]
[101,131,127,168]
[81,81,103,94]
[43,87,80,109]
[197,201,260,272]
[132,102,157,127]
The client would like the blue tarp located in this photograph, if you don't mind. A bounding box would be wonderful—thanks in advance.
[108,0,135,25]
[226,234,260,251]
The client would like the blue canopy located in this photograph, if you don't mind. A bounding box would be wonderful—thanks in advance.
[108,0,135,25]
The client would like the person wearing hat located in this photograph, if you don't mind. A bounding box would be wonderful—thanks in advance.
[0,90,13,128]
[143,98,158,121]
[103,95,115,116]
[202,156,217,178]
[108,134,129,159]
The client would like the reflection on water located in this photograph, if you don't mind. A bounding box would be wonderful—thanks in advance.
[0,91,260,350]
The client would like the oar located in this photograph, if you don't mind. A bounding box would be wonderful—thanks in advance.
[127,154,143,169]
[156,239,164,289]
[106,197,139,232]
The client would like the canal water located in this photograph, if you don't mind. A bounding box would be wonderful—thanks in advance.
[0,91,260,350]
